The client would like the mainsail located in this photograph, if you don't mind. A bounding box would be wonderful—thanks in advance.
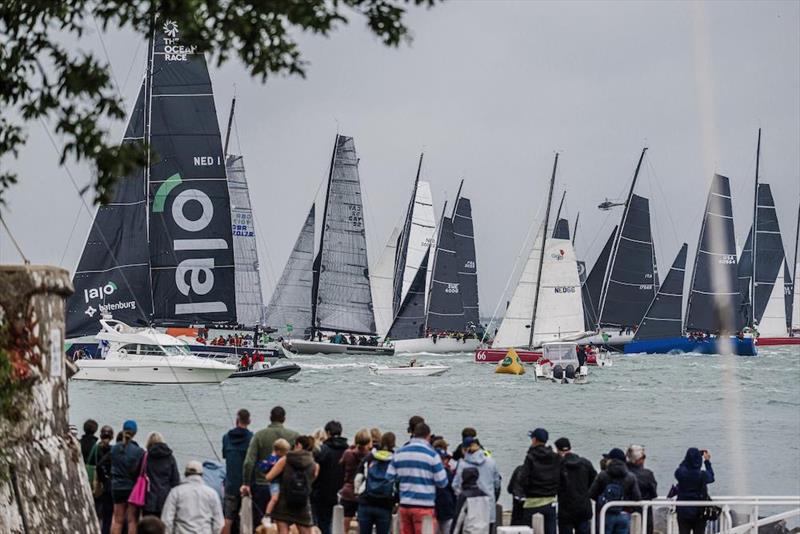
[371,226,400,337]
[552,218,570,240]
[453,196,480,327]
[685,174,744,333]
[425,214,466,332]
[634,243,688,340]
[582,227,616,329]
[387,248,430,340]
[758,266,787,337]
[264,205,315,336]
[67,18,237,337]
[227,154,264,326]
[312,135,376,334]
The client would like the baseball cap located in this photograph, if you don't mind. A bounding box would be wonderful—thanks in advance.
[462,436,478,447]
[122,420,137,433]
[527,428,549,443]
[554,437,571,451]
[185,460,203,475]
[603,448,626,462]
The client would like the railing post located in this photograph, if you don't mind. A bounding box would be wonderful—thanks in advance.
[642,504,649,534]
[532,512,545,534]
[422,513,434,534]
[332,504,345,534]
[749,504,759,534]
[630,512,642,534]
[239,495,253,534]
[391,513,400,534]
[496,503,504,528]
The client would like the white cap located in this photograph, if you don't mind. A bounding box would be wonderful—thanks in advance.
[185,460,203,475]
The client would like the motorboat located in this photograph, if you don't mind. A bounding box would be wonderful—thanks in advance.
[284,339,395,356]
[368,360,450,377]
[73,319,236,384]
[534,342,588,384]
[228,361,301,380]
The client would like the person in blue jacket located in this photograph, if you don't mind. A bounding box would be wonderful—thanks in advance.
[673,448,715,534]
[110,419,145,534]
[222,408,253,534]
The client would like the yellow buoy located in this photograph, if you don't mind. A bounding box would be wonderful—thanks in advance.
[495,348,525,375]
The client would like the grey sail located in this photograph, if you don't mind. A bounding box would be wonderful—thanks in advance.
[264,205,315,337]
[751,184,786,325]
[227,154,264,326]
[577,260,593,331]
[425,216,466,332]
[552,218,570,240]
[582,227,617,329]
[737,227,753,322]
[312,135,376,335]
[598,194,658,328]
[685,174,744,333]
[453,196,480,327]
[634,243,688,340]
[784,259,794,331]
[387,248,430,340]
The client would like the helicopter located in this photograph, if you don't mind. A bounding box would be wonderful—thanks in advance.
[598,198,625,210]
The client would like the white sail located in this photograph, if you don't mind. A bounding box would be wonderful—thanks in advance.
[794,261,800,331]
[494,226,584,348]
[402,181,437,307]
[371,226,400,337]
[227,154,264,326]
[758,267,787,337]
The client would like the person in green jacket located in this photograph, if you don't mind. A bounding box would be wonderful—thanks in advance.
[241,406,299,526]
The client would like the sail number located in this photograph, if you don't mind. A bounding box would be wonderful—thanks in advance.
[194,156,222,166]
[718,255,736,265]
[464,260,476,269]
[348,205,363,228]
[554,286,576,293]
[445,283,460,294]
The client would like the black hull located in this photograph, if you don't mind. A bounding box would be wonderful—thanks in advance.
[229,364,301,380]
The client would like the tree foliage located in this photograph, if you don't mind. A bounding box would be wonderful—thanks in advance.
[0,0,433,205]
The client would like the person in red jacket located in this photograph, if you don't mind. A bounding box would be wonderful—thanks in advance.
[339,428,373,532]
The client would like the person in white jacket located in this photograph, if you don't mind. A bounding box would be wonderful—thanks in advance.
[161,461,224,534]
[452,437,501,525]
[451,467,492,534]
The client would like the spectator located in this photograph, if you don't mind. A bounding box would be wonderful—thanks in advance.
[266,436,320,534]
[451,467,492,534]
[110,420,145,534]
[554,437,597,534]
[588,448,641,534]
[357,432,397,534]
[311,421,349,534]
[137,516,165,534]
[453,436,501,528]
[626,445,657,534]
[143,432,180,518]
[506,465,526,526]
[91,425,115,534]
[81,419,99,462]
[519,428,560,534]
[673,448,715,534]
[339,428,373,533]
[432,438,456,534]
[161,461,224,534]
[222,409,253,534]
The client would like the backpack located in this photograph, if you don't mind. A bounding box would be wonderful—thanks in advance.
[597,481,625,515]
[283,463,311,508]
[363,459,394,499]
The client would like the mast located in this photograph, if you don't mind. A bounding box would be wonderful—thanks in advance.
[224,96,236,158]
[750,128,761,326]
[452,179,464,218]
[143,18,156,319]
[528,153,559,349]
[424,200,448,332]
[572,212,580,247]
[597,147,647,324]
[310,134,340,331]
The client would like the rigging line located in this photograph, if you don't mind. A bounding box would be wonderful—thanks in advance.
[92,15,125,113]
[646,157,681,249]
[0,214,29,264]
[59,208,84,266]
[121,38,145,95]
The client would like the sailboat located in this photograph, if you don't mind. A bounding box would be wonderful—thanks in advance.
[736,130,799,345]
[281,135,393,355]
[66,18,248,378]
[475,154,586,363]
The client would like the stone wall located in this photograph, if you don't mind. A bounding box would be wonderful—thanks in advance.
[0,265,98,534]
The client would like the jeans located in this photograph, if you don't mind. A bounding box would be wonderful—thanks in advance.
[251,484,271,527]
[399,507,437,534]
[358,504,392,534]
[558,519,591,534]
[523,503,557,534]
[312,502,334,534]
[604,512,630,534]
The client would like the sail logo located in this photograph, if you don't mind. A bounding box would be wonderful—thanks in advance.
[84,281,118,303]
[554,286,576,293]
[153,173,229,316]
[163,20,179,38]
[550,249,566,261]
[161,19,196,61]
[445,283,460,294]
[718,254,736,265]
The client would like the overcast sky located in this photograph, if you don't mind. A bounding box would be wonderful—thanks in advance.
[2,0,798,320]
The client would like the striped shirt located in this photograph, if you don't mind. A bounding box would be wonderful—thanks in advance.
[387,438,448,507]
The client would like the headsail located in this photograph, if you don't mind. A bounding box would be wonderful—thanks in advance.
[582,227,616,329]
[785,260,794,331]
[552,218,570,240]
[312,135,376,334]
[425,215,466,332]
[758,265,787,337]
[371,226,400,337]
[387,248,430,340]
[66,83,152,338]
[264,205,315,337]
[747,184,786,326]
[634,243,688,340]
[685,174,744,333]
[453,196,480,328]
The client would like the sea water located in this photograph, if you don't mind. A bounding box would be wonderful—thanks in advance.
[69,346,800,504]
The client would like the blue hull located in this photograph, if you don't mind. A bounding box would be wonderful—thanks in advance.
[624,336,757,356]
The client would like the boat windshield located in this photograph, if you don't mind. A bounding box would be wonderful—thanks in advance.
[161,344,191,356]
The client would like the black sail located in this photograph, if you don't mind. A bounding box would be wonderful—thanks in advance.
[577,260,593,331]
[66,83,153,337]
[685,174,744,333]
[264,205,315,336]
[147,20,236,326]
[387,248,430,340]
[598,194,658,328]
[313,135,376,334]
[737,227,754,322]
[392,177,417,316]
[751,184,786,324]
[552,218,570,240]
[425,216,466,332]
[453,197,480,327]
[785,259,794,330]
[583,226,617,329]
[634,243,688,340]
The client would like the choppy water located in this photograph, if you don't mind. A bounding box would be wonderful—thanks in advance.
[69,347,800,504]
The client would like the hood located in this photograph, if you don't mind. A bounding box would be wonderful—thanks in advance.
[227,427,251,445]
[325,436,349,451]
[682,448,703,469]
[287,449,314,469]
[562,452,584,469]
[464,449,487,466]
[527,444,558,465]
[461,466,480,489]
[203,460,224,472]
[148,442,173,459]
[373,450,393,462]
[605,458,628,478]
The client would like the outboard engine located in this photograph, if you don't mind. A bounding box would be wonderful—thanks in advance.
[552,364,564,382]
[565,364,576,380]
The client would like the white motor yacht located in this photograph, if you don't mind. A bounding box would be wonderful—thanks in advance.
[73,319,236,384]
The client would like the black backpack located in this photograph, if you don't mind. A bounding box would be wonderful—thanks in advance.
[283,463,311,508]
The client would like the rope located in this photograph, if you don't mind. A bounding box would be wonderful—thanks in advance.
[0,214,29,264]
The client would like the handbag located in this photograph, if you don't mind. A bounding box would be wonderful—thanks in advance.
[128,451,149,507]
[701,486,721,521]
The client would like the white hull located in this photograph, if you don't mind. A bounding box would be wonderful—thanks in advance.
[74,357,235,384]
[368,364,450,377]
[285,339,395,356]
[393,337,480,354]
